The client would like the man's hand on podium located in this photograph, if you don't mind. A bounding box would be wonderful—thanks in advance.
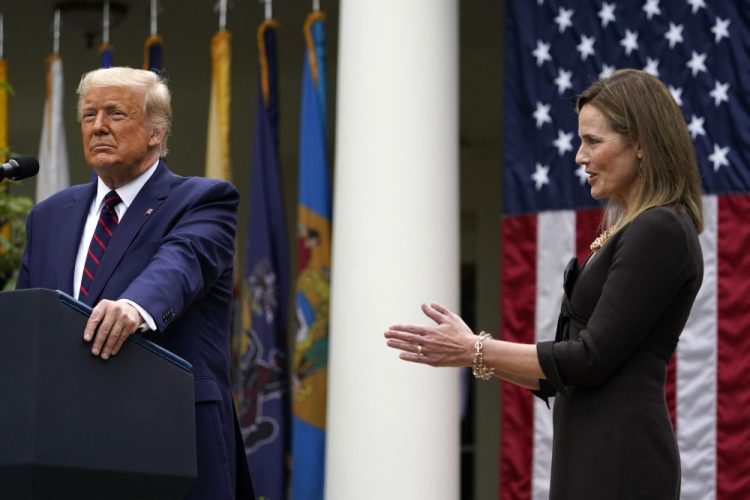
[83,299,145,360]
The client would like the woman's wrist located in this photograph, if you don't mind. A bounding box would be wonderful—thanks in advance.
[472,331,495,380]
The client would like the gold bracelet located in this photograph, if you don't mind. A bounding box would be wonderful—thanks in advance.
[472,331,495,380]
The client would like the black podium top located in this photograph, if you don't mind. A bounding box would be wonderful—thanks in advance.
[0,289,196,500]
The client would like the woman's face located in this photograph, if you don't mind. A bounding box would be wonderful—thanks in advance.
[576,104,641,211]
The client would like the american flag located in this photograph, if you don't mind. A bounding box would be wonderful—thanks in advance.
[501,1,750,499]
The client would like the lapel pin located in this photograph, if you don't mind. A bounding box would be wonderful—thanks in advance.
[145,208,154,216]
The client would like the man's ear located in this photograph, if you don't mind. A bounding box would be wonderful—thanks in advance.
[149,127,165,147]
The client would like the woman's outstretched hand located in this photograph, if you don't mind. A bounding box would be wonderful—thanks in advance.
[384,302,476,367]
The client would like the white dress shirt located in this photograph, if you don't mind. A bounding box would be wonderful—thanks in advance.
[73,160,160,330]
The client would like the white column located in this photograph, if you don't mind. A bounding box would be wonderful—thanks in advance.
[327,1,460,499]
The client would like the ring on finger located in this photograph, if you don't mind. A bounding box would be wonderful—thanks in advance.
[417,344,424,356]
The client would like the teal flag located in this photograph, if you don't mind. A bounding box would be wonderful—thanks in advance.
[291,12,330,500]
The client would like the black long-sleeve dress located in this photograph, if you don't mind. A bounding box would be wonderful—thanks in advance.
[535,206,703,500]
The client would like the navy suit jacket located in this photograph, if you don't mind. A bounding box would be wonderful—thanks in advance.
[17,161,255,500]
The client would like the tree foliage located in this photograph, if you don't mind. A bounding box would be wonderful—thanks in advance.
[0,183,32,290]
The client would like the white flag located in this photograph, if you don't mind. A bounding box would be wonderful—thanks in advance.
[37,54,69,202]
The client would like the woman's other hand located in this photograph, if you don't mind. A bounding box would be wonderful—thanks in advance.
[384,302,476,367]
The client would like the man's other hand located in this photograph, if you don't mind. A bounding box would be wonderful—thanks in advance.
[84,299,144,360]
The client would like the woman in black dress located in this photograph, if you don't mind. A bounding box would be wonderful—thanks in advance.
[385,69,704,499]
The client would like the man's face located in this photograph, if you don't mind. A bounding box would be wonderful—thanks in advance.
[80,86,161,187]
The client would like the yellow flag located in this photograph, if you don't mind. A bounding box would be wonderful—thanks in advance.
[204,30,231,181]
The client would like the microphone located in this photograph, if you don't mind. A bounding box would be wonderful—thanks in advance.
[0,156,40,181]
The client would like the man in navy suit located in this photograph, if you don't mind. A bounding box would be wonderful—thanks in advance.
[17,67,255,500]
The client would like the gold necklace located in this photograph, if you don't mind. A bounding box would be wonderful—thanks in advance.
[590,227,616,252]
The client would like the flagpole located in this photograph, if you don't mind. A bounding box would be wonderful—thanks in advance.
[102,0,110,45]
[150,0,158,36]
[0,13,4,59]
[263,0,272,21]
[218,0,227,31]
[53,9,61,55]
[313,0,320,13]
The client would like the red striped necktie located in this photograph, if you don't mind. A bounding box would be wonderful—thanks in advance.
[79,190,122,304]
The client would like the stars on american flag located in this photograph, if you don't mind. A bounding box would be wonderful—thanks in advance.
[553,130,574,156]
[598,2,616,27]
[709,81,730,106]
[688,115,706,139]
[665,23,684,48]
[711,17,730,43]
[644,58,660,77]
[534,101,552,129]
[708,144,730,172]
[643,0,661,20]
[532,163,551,190]
[599,64,615,79]
[554,7,574,33]
[687,51,707,76]
[554,69,573,94]
[621,30,639,55]
[688,0,706,15]
[577,35,596,61]
[514,1,745,201]
[575,164,588,185]
[668,86,683,106]
[533,40,552,66]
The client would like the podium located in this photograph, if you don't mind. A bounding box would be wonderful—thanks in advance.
[0,289,196,499]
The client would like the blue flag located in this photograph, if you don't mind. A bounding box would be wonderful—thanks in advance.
[238,19,289,500]
[143,34,164,73]
[291,11,330,500]
[99,42,114,68]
